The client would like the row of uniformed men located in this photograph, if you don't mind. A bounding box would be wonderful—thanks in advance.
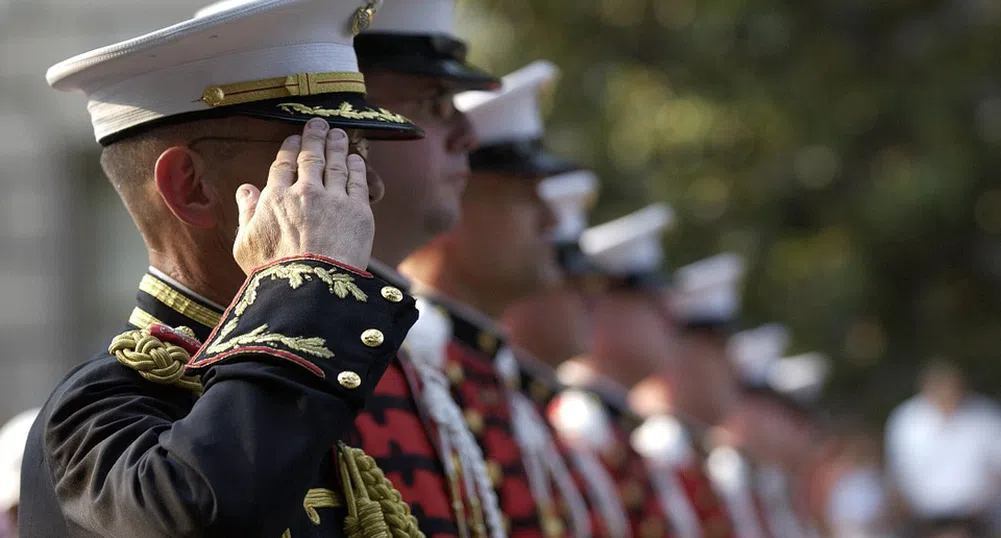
[9,0,831,537]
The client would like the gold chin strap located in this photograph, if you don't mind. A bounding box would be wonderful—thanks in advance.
[338,442,426,538]
[200,72,367,107]
[109,326,202,394]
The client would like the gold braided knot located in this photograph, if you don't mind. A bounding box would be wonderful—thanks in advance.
[339,443,425,538]
[109,328,202,393]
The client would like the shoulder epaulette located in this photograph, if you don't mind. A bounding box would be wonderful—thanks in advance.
[108,323,203,393]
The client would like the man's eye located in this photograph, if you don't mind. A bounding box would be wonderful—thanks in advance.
[416,96,456,122]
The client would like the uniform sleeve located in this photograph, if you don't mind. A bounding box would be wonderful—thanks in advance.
[45,255,418,538]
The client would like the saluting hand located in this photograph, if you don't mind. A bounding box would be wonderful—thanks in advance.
[232,118,377,273]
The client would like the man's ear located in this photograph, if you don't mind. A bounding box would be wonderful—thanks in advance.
[154,146,218,229]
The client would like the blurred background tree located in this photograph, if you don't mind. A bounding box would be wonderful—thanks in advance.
[459,0,1001,423]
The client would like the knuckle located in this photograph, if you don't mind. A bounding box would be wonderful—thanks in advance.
[297,155,325,169]
[290,181,321,197]
[270,160,295,174]
[325,161,348,175]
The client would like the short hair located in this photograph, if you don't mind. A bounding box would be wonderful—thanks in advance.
[99,116,252,230]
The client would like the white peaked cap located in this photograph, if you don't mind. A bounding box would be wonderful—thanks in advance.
[0,408,40,511]
[367,0,455,35]
[673,253,745,323]
[196,0,452,34]
[454,60,558,145]
[579,204,674,276]
[537,170,599,242]
[729,323,790,384]
[49,0,378,143]
[769,352,831,402]
[194,0,258,17]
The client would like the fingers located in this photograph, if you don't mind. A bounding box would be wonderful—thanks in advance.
[234,184,260,252]
[366,166,386,204]
[324,128,350,192]
[345,154,369,202]
[268,135,301,188]
[296,118,329,187]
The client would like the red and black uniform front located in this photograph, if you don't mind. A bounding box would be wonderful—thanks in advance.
[444,310,567,538]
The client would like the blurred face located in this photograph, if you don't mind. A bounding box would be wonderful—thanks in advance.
[447,171,561,298]
[365,71,477,263]
[728,396,788,462]
[593,290,677,386]
[671,330,739,425]
[743,397,815,466]
[922,369,966,414]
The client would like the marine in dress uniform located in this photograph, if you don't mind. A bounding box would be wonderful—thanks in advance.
[540,203,683,538]
[729,337,832,538]
[709,324,795,538]
[341,3,510,538]
[16,1,452,536]
[193,0,507,535]
[627,253,750,538]
[399,61,596,538]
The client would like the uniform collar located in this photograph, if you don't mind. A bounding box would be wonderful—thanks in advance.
[405,279,508,362]
[127,267,224,342]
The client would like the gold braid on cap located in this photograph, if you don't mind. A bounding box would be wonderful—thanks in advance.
[200,72,366,107]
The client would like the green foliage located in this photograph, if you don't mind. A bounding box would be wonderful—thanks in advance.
[460,0,1001,422]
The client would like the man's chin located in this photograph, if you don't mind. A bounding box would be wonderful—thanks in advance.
[423,205,461,238]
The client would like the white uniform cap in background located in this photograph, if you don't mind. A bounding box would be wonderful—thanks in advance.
[673,253,745,325]
[729,323,790,384]
[768,352,831,402]
[454,60,558,145]
[0,408,40,511]
[199,0,451,35]
[367,0,453,35]
[579,204,675,277]
[49,0,418,143]
[537,170,599,243]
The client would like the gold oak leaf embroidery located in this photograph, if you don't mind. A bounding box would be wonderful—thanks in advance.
[207,262,367,359]
[236,263,367,317]
[206,324,334,358]
[277,102,409,124]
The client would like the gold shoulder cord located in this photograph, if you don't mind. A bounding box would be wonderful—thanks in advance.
[338,442,426,538]
[108,326,202,393]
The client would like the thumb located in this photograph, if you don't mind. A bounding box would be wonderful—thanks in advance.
[235,184,260,230]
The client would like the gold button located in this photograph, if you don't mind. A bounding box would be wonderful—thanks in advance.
[542,514,565,538]
[529,380,551,404]
[477,331,498,354]
[446,362,465,384]
[201,86,226,106]
[361,329,385,347]
[337,371,362,389]
[380,286,403,303]
[464,409,484,434]
[487,460,503,486]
